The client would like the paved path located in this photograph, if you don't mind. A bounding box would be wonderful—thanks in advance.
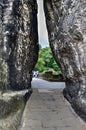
[21,78,86,130]
[32,78,65,89]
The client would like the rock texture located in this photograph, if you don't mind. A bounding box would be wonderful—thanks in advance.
[0,90,27,130]
[0,0,39,90]
[0,1,8,91]
[44,0,86,118]
[0,1,39,130]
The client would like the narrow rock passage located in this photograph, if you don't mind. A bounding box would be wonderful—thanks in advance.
[20,78,86,130]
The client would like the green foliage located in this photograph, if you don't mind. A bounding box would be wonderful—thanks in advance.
[35,45,61,74]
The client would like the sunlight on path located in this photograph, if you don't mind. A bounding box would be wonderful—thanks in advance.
[32,78,65,89]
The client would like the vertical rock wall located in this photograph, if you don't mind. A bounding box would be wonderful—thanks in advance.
[44,0,86,116]
[0,1,8,91]
[0,0,39,90]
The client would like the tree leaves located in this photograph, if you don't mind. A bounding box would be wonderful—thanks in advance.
[35,45,61,73]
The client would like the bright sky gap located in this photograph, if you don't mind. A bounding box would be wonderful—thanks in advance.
[37,0,49,48]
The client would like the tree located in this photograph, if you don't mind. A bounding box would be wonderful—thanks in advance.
[34,45,61,73]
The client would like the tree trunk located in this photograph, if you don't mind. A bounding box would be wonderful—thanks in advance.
[44,0,86,117]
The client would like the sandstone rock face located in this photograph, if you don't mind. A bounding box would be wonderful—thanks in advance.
[44,0,86,117]
[0,0,39,90]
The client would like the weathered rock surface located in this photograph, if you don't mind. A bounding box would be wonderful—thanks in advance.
[44,0,86,118]
[0,1,8,92]
[0,1,38,129]
[0,90,28,130]
[0,0,86,128]
[0,0,39,90]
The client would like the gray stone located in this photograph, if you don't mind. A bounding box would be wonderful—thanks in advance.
[0,90,27,130]
[0,0,39,90]
[44,0,86,118]
[0,0,86,129]
[20,78,86,130]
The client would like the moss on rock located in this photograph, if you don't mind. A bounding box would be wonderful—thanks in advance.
[0,90,28,130]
